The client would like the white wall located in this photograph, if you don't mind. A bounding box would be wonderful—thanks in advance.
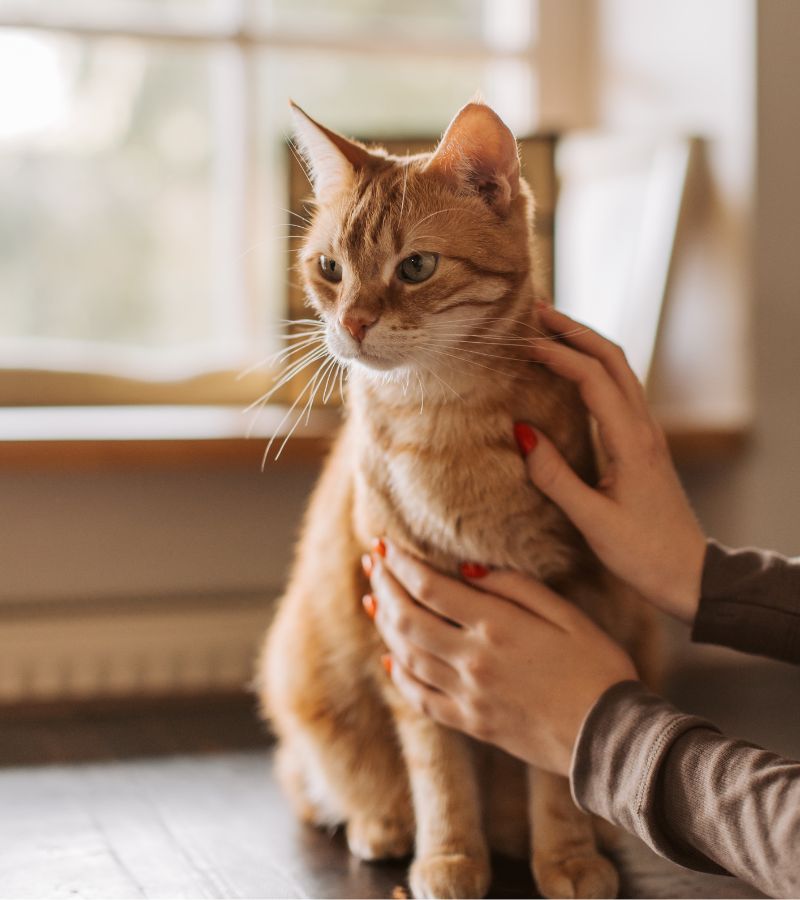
[728,0,800,553]
[539,0,800,553]
[0,468,316,603]
[585,0,800,554]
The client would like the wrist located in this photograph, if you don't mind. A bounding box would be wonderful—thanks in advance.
[661,530,707,624]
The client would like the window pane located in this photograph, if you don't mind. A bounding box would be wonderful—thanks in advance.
[0,30,245,364]
[256,0,485,41]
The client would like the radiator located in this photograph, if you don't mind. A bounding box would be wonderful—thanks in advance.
[0,589,275,703]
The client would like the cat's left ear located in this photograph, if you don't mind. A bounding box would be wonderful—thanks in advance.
[426,102,520,215]
[289,101,377,202]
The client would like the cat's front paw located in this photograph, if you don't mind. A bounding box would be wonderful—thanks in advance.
[533,852,619,899]
[346,813,413,861]
[409,852,490,899]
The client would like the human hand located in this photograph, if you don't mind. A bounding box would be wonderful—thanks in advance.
[521,305,707,624]
[364,540,638,777]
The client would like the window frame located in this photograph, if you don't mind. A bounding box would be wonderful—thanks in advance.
[0,1,540,408]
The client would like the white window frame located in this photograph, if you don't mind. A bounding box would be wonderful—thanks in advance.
[0,0,540,407]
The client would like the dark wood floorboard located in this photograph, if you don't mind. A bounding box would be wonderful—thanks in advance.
[2,656,797,899]
[0,693,269,767]
[0,748,765,900]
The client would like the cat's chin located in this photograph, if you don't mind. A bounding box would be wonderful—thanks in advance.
[349,350,403,373]
[330,343,404,372]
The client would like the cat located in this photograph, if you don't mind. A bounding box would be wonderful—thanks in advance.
[256,100,660,900]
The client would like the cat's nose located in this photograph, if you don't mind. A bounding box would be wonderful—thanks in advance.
[340,310,378,343]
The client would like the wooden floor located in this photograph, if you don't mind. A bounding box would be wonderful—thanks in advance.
[2,658,798,900]
[0,747,765,900]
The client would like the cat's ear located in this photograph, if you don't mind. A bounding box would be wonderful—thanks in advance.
[426,102,520,214]
[289,101,375,202]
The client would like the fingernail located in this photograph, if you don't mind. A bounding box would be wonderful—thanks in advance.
[381,653,393,675]
[460,562,489,579]
[362,593,377,619]
[372,537,387,558]
[513,422,538,456]
[361,553,373,577]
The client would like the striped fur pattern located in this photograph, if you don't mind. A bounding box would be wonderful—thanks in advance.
[257,102,658,899]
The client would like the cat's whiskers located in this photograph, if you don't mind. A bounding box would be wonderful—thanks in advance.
[287,138,314,191]
[276,317,327,329]
[411,354,464,403]
[265,337,327,369]
[277,206,314,228]
[321,355,342,405]
[418,342,523,380]
[244,345,328,421]
[262,354,334,467]
[421,331,544,347]
[423,317,590,345]
[417,337,559,385]
[236,332,325,381]
[418,341,528,364]
[304,356,338,426]
[415,369,425,414]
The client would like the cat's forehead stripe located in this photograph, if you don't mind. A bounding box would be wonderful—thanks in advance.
[341,169,406,262]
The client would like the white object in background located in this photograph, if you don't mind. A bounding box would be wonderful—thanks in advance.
[555,134,693,384]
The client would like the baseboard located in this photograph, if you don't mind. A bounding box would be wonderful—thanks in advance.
[0,588,276,704]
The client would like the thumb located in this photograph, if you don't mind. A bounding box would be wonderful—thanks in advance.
[514,422,612,540]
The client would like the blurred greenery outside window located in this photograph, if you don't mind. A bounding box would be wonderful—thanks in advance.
[0,0,537,407]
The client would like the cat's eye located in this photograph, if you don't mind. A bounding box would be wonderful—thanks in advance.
[318,255,343,283]
[397,252,438,284]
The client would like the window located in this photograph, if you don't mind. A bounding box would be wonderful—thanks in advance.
[0,0,537,406]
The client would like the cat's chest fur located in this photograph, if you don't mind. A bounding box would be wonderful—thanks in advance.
[348,368,594,581]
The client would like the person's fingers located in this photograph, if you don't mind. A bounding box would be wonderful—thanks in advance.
[379,627,461,695]
[387,657,465,730]
[535,305,649,415]
[466,568,577,632]
[370,558,463,658]
[517,425,619,542]
[381,541,485,628]
[527,339,640,461]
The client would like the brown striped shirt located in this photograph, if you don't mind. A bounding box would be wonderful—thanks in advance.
[570,540,800,899]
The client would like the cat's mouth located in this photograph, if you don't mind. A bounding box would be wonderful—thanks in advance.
[326,330,402,372]
[346,346,400,372]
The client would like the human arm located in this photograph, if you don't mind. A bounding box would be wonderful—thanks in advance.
[695,540,800,664]
[366,544,800,898]
[573,680,800,899]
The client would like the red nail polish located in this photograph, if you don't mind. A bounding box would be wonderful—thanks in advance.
[362,594,377,619]
[372,538,387,558]
[361,553,373,577]
[460,562,489,579]
[513,422,538,456]
[381,654,392,675]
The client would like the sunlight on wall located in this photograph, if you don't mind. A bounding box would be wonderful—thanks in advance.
[0,32,68,141]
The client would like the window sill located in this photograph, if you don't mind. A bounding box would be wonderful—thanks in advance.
[0,405,341,471]
[0,404,749,471]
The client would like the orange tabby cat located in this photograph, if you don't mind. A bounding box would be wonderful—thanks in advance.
[256,101,659,900]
